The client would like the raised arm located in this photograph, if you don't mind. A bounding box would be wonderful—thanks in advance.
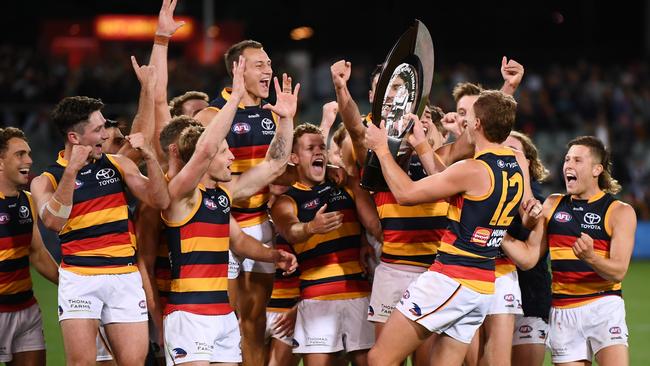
[166,57,246,201]
[365,120,474,205]
[331,60,368,166]
[120,56,157,162]
[229,215,297,273]
[150,0,185,162]
[319,101,338,141]
[347,175,382,241]
[113,135,169,210]
[227,73,300,203]
[30,145,92,232]
[573,201,636,282]
[270,195,343,244]
[500,56,524,96]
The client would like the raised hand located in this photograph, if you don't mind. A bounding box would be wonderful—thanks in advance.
[308,204,344,235]
[156,0,185,37]
[68,144,93,171]
[131,56,157,91]
[125,132,155,159]
[262,73,300,119]
[320,101,339,131]
[330,60,352,89]
[501,56,525,93]
[230,55,246,101]
[441,112,463,140]
[406,113,426,148]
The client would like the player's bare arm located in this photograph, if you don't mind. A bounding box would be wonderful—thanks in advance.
[228,73,300,203]
[31,144,92,232]
[331,60,368,166]
[270,195,343,244]
[573,200,636,282]
[229,215,298,274]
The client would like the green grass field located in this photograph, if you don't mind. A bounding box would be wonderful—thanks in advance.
[32,261,650,365]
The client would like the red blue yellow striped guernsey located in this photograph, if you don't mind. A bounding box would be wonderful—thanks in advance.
[0,190,37,312]
[42,152,137,275]
[162,184,233,316]
[267,235,300,312]
[155,238,171,309]
[283,181,370,300]
[209,88,278,228]
[374,155,448,268]
[432,148,523,294]
[547,191,620,308]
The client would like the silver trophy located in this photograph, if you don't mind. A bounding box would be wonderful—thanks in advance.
[361,20,435,191]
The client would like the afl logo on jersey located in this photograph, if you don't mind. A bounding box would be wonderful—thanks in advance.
[0,213,10,224]
[261,118,274,131]
[74,180,84,189]
[302,198,320,210]
[203,198,218,210]
[232,122,251,135]
[554,211,572,223]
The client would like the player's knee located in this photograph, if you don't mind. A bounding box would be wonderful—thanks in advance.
[367,347,383,366]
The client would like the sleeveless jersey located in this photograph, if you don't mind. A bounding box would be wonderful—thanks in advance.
[163,184,233,316]
[267,235,300,312]
[284,181,370,300]
[209,88,278,227]
[432,148,524,294]
[374,155,448,268]
[547,191,620,308]
[42,152,136,275]
[0,191,37,312]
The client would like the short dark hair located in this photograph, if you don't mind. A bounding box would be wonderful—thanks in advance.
[473,90,517,143]
[51,96,104,136]
[0,127,27,157]
[159,115,202,155]
[169,91,209,117]
[224,40,264,77]
[567,136,621,194]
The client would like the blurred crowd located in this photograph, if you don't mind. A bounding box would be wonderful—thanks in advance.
[1,43,649,218]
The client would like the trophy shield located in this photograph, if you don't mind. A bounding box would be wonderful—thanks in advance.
[360,20,434,191]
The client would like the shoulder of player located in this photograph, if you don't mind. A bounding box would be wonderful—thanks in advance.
[194,107,220,126]
[608,199,636,226]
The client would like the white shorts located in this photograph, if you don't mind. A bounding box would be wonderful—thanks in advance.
[164,310,241,365]
[265,311,294,346]
[368,262,425,323]
[58,268,148,324]
[548,296,628,364]
[293,297,375,354]
[95,324,113,361]
[397,270,493,344]
[0,303,46,363]
[488,270,523,315]
[228,220,275,278]
[512,315,548,346]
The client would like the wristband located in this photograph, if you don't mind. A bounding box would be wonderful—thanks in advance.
[46,196,72,219]
[154,34,170,47]
[414,141,433,156]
